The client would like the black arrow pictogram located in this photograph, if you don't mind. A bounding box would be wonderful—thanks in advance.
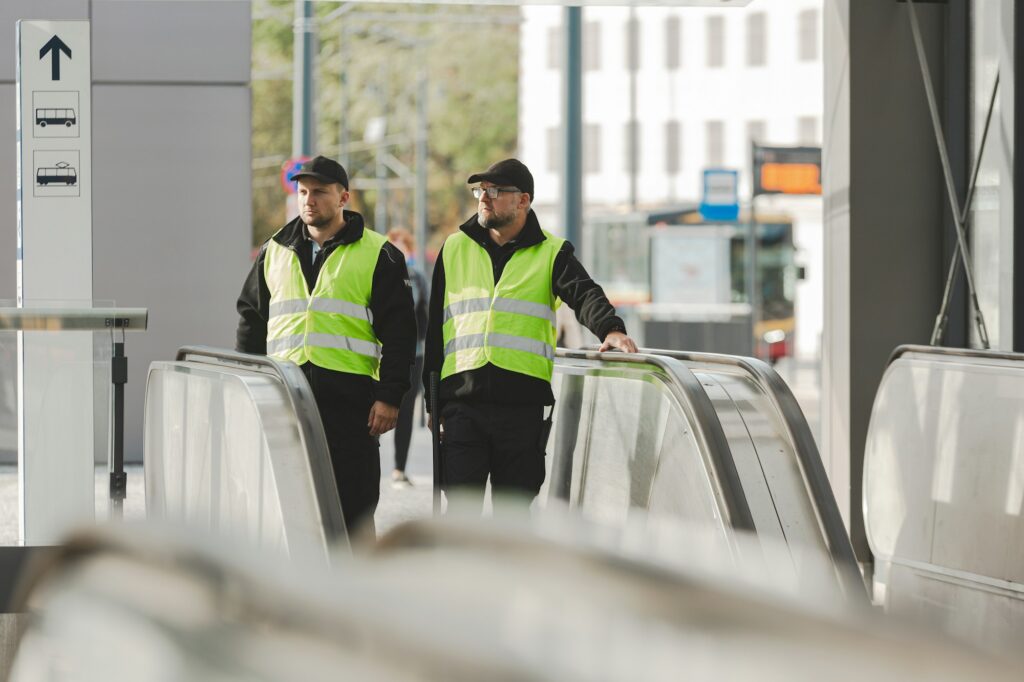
[39,35,72,81]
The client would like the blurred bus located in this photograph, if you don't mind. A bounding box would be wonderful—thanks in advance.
[585,206,797,362]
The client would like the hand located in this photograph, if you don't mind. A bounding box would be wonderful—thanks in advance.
[599,331,638,354]
[426,414,444,441]
[367,401,399,436]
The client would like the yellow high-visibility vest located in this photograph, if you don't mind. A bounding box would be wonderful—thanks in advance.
[441,230,564,382]
[264,228,386,378]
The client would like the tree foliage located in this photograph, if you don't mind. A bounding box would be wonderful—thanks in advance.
[251,1,520,257]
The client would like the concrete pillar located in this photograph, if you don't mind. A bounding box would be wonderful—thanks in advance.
[823,0,946,560]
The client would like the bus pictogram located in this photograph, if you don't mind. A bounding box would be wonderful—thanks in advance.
[35,108,76,127]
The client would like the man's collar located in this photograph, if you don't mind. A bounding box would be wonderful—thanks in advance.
[294,210,365,247]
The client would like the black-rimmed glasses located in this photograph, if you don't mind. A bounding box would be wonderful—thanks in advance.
[472,186,520,200]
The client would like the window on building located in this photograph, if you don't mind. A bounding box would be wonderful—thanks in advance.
[548,26,561,70]
[666,16,681,70]
[706,16,725,67]
[746,12,766,66]
[584,21,602,71]
[624,121,641,174]
[706,120,724,167]
[584,123,601,174]
[626,16,641,70]
[549,22,601,71]
[665,121,681,174]
[547,127,561,173]
[798,9,819,62]
[798,116,820,145]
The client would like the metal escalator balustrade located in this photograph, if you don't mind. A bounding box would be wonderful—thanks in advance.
[144,346,346,561]
[864,344,1024,656]
[548,349,753,541]
[556,347,864,602]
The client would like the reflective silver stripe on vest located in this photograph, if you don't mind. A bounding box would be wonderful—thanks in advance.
[489,333,554,360]
[267,335,306,354]
[491,297,556,325]
[444,333,553,361]
[306,333,381,359]
[444,296,555,324]
[267,333,381,359]
[309,297,373,324]
[443,297,491,323]
[269,298,309,317]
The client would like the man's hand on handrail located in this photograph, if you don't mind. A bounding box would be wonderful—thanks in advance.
[599,331,638,354]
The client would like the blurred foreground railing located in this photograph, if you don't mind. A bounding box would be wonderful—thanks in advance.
[5,518,1018,682]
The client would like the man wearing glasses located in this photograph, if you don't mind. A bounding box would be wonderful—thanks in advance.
[423,158,637,512]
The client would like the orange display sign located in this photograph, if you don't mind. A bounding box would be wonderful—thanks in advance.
[759,162,822,195]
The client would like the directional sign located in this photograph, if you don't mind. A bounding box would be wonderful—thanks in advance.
[16,21,94,545]
[39,35,72,80]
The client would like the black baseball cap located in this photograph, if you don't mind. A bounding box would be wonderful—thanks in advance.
[290,155,349,189]
[468,158,534,201]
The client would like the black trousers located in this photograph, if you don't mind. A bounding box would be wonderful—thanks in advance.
[440,401,547,511]
[392,354,424,472]
[317,396,380,536]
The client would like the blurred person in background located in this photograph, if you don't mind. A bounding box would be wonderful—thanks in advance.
[386,227,429,489]
[423,158,637,512]
[236,155,416,535]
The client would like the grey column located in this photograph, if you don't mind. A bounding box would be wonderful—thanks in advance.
[293,0,316,157]
[823,0,945,561]
[561,7,583,251]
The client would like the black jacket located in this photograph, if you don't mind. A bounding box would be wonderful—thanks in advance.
[236,211,416,408]
[423,210,626,411]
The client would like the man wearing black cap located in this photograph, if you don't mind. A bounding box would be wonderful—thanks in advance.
[236,155,416,536]
[423,158,637,511]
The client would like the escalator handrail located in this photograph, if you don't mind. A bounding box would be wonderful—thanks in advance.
[888,343,1024,367]
[597,346,863,598]
[555,348,756,533]
[172,345,347,544]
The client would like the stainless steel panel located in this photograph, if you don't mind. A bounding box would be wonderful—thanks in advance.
[92,84,251,462]
[865,347,1024,655]
[92,1,251,83]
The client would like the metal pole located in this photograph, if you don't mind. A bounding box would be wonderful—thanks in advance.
[293,0,316,158]
[906,0,990,347]
[415,56,429,263]
[747,199,759,358]
[375,63,388,233]
[338,23,349,171]
[109,332,127,519]
[628,7,638,211]
[562,7,583,251]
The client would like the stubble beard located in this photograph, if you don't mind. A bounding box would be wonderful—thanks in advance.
[479,208,514,230]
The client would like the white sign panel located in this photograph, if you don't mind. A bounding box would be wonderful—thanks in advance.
[17,21,95,545]
[651,231,732,305]
[18,21,92,297]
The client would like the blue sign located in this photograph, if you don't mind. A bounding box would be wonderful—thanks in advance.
[280,156,311,195]
[699,169,740,221]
